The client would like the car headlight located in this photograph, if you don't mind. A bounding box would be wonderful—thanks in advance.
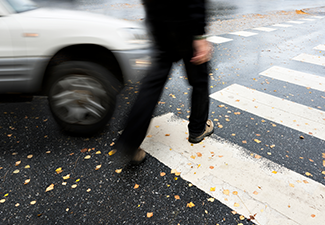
[118,28,150,44]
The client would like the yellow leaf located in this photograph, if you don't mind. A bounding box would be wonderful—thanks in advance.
[15,161,21,166]
[239,215,245,220]
[108,149,117,156]
[233,191,238,195]
[305,172,312,176]
[196,152,202,157]
[30,200,36,205]
[87,188,91,192]
[234,203,240,207]
[134,184,139,189]
[24,179,30,185]
[322,171,325,175]
[323,160,325,167]
[272,171,277,174]
[210,187,216,191]
[56,167,63,174]
[254,139,261,143]
[84,155,91,159]
[253,191,258,195]
[25,165,30,169]
[76,179,80,182]
[147,212,153,218]
[289,183,294,187]
[160,172,166,176]
[187,202,195,208]
[175,172,181,176]
[207,198,215,202]
[174,195,180,200]
[27,154,33,159]
[115,169,122,174]
[95,165,102,170]
[95,151,101,154]
[71,184,77,189]
[190,155,196,159]
[223,189,230,195]
[45,184,54,192]
[13,169,19,174]
[171,169,177,174]
[63,174,70,180]
[270,144,275,148]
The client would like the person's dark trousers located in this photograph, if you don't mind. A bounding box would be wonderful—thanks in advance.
[115,32,210,162]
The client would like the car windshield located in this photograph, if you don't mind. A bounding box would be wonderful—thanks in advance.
[5,0,38,13]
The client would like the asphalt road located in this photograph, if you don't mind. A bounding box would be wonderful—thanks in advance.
[1,1,325,224]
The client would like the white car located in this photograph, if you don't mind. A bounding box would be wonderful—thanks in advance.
[0,0,151,135]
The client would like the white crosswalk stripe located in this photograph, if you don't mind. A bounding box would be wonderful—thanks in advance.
[142,113,325,225]
[252,27,277,32]
[286,21,305,24]
[272,24,292,27]
[293,53,325,66]
[314,44,325,51]
[207,36,233,44]
[229,31,258,37]
[259,66,325,92]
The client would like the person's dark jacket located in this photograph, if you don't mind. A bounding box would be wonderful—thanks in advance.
[142,0,206,36]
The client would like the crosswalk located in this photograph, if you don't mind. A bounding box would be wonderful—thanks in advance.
[143,16,325,225]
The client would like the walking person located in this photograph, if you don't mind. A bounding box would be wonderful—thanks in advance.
[114,0,213,165]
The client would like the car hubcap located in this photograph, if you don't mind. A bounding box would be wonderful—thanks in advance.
[51,75,109,125]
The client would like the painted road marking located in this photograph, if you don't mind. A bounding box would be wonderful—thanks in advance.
[229,31,258,37]
[142,113,325,225]
[207,36,233,44]
[286,21,305,24]
[272,24,292,28]
[259,66,325,92]
[209,84,325,141]
[301,18,315,21]
[314,44,325,51]
[293,53,325,66]
[252,27,277,32]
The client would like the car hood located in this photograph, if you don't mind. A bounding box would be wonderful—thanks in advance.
[20,7,143,28]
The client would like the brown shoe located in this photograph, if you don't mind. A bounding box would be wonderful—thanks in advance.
[188,119,214,143]
[130,148,146,165]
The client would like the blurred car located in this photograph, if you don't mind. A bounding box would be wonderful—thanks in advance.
[0,0,151,135]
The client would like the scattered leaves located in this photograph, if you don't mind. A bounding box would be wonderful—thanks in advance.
[45,184,54,192]
[210,187,216,191]
[56,167,63,174]
[63,174,70,180]
[13,169,19,174]
[108,150,117,156]
[84,155,91,159]
[187,202,195,208]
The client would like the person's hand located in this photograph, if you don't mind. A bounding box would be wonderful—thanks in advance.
[190,39,212,65]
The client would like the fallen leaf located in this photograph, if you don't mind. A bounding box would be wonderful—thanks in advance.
[303,180,309,184]
[231,211,237,215]
[110,142,115,146]
[0,199,5,203]
[147,135,152,138]
[115,169,122,174]
[45,184,54,192]
[311,214,316,218]
[95,165,102,170]
[234,203,240,207]
[27,154,33,159]
[87,188,91,192]
[15,161,21,166]
[253,191,258,195]
[160,172,166,176]
[299,136,304,139]
[190,155,196,159]
[196,152,202,157]
[80,148,87,153]
[171,169,177,174]
[147,212,153,218]
[174,195,180,200]
[96,151,101,154]
[175,172,181,176]
[63,174,70,180]
[207,198,215,202]
[24,179,30,185]
[187,202,195,208]
[233,191,238,195]
[56,167,63,174]
[30,200,36,205]
[242,140,247,144]
[25,165,30,169]
[239,215,245,220]
[108,150,116,156]
[209,166,214,169]
[71,184,77,189]
[84,155,91,159]
[210,187,216,191]
[223,189,230,195]
[270,145,275,148]
[305,172,312,176]
[134,184,139,189]
[254,139,261,143]
[165,134,170,136]
[13,169,19,174]
[289,183,294,187]
[272,171,277,174]
[254,154,262,159]
[15,203,19,207]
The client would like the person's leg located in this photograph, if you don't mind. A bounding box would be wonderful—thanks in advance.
[183,59,210,136]
[115,57,173,162]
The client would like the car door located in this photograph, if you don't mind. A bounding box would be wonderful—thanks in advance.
[0,15,13,92]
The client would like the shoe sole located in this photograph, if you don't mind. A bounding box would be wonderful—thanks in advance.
[188,129,213,143]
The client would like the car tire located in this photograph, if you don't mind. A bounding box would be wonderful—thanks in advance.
[48,61,120,135]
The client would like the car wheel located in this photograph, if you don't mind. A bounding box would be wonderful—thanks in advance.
[48,61,120,135]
